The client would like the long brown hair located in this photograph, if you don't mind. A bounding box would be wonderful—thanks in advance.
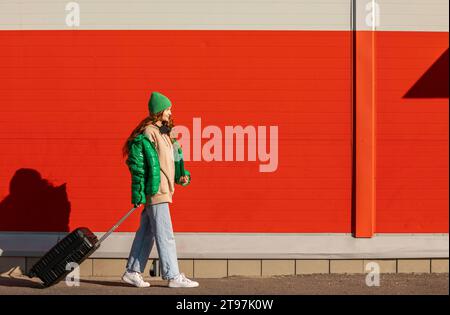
[122,111,175,159]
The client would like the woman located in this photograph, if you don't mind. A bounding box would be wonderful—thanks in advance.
[121,91,199,288]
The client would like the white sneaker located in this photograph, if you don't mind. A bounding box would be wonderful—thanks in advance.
[169,273,199,288]
[122,271,151,288]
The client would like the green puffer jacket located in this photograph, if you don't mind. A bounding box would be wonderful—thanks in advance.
[126,133,191,205]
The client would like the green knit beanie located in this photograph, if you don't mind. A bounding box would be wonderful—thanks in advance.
[148,92,172,115]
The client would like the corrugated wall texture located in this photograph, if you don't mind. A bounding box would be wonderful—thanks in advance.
[0,0,352,30]
[0,0,448,234]
[375,31,448,232]
[376,0,449,31]
[1,0,448,32]
[0,30,353,233]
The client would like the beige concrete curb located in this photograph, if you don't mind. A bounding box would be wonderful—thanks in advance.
[1,257,448,278]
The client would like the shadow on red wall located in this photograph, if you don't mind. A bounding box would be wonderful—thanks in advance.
[404,48,449,99]
[0,168,71,232]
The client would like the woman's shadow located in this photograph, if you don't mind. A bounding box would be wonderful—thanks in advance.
[0,168,71,278]
[0,168,71,232]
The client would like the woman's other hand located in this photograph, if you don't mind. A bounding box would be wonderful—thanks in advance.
[179,176,189,184]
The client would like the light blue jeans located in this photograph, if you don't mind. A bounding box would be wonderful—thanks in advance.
[126,202,180,280]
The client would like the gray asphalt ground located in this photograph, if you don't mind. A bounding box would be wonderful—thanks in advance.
[0,273,448,295]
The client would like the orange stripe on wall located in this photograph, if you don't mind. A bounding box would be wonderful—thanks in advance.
[354,31,377,237]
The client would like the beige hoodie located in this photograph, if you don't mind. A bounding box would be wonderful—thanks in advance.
[143,124,175,205]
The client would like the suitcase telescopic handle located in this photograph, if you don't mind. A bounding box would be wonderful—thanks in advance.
[97,205,141,246]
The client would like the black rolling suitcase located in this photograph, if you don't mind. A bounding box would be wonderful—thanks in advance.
[27,206,139,287]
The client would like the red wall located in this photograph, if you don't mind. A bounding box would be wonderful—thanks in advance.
[375,31,449,232]
[0,30,447,233]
